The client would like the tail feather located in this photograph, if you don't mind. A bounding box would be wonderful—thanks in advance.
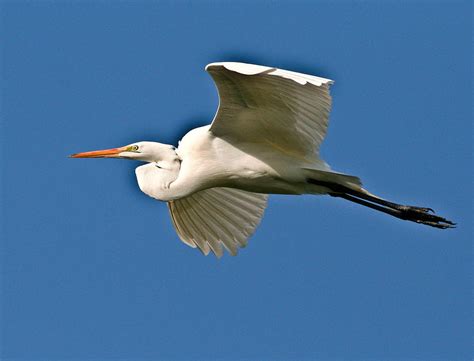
[303,168,362,189]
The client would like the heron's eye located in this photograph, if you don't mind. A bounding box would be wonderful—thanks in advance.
[130,145,139,151]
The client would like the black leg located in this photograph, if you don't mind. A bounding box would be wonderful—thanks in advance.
[330,192,455,229]
[307,178,455,229]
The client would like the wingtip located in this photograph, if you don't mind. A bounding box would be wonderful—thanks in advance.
[205,61,334,86]
[206,62,274,75]
[205,62,222,71]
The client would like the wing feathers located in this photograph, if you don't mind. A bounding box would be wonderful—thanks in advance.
[207,62,333,160]
[192,197,239,255]
[169,199,210,255]
[168,201,195,248]
[180,197,215,256]
[196,194,252,248]
[168,187,268,257]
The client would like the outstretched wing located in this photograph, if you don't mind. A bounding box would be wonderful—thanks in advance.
[167,187,268,257]
[206,62,334,160]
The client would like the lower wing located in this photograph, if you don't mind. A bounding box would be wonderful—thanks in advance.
[168,187,268,257]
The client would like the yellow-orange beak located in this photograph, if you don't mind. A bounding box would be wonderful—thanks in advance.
[70,146,128,158]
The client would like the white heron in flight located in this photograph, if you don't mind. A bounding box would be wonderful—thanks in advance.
[71,62,454,257]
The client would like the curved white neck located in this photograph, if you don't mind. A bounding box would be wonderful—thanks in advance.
[134,160,181,201]
[133,143,187,201]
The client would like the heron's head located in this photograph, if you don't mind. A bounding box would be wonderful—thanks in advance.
[70,141,178,163]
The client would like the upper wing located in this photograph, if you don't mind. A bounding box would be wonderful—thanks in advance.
[206,62,334,160]
[167,187,268,257]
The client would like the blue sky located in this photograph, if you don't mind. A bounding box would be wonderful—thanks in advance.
[1,1,471,360]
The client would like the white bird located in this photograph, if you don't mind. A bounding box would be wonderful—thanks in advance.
[71,62,454,257]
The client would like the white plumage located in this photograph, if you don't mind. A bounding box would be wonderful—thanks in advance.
[71,62,455,257]
[168,187,267,257]
[207,62,333,162]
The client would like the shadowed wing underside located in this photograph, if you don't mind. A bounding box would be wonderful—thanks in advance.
[206,62,334,160]
[168,187,268,257]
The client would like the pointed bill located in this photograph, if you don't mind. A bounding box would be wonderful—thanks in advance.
[70,146,127,158]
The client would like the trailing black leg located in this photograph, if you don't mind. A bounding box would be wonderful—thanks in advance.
[307,178,455,229]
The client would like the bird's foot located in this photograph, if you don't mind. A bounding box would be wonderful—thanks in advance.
[398,205,456,229]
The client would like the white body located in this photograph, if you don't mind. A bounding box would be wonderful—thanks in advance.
[136,124,333,202]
